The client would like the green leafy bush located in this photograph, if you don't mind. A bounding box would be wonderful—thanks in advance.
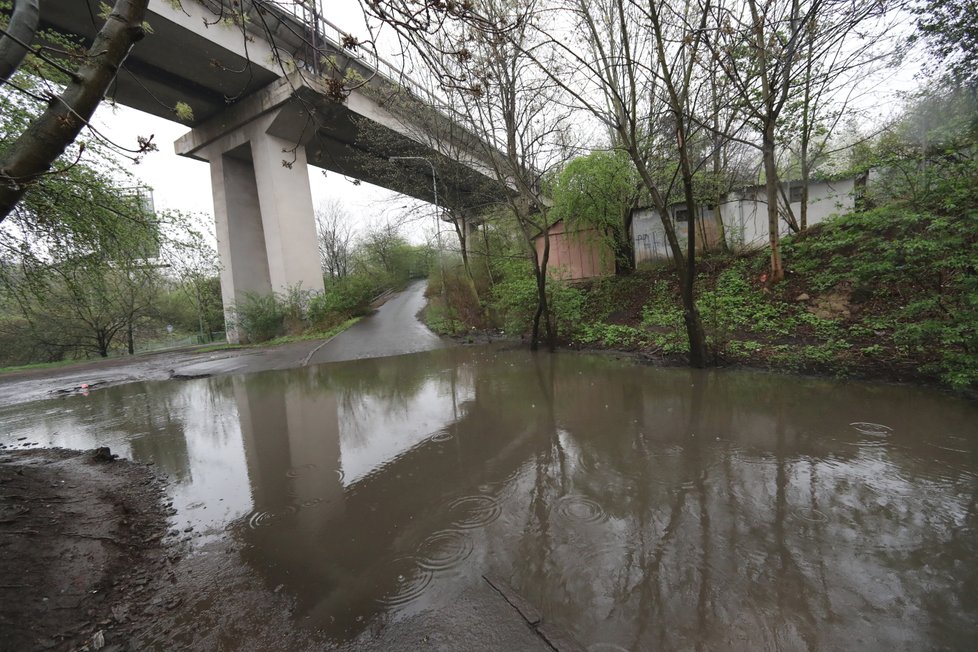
[309,276,377,325]
[577,323,645,348]
[784,206,978,388]
[233,292,285,343]
[489,260,585,339]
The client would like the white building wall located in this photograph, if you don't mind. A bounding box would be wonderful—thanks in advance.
[803,178,856,225]
[719,178,857,252]
[630,205,716,265]
[632,207,672,264]
[634,178,858,260]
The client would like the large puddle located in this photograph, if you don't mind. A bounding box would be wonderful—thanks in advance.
[2,346,976,649]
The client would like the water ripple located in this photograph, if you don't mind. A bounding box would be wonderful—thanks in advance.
[285,463,317,478]
[447,495,502,529]
[849,422,893,437]
[578,540,628,568]
[376,557,434,608]
[793,507,828,523]
[431,430,454,443]
[554,494,608,524]
[244,504,298,529]
[417,530,474,571]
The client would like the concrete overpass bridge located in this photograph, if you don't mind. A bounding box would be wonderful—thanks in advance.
[37,0,501,337]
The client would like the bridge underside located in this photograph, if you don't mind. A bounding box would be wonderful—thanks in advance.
[38,1,503,342]
[173,75,500,341]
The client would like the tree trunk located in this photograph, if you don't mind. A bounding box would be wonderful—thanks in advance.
[529,216,554,352]
[762,121,785,283]
[0,0,149,220]
[799,23,814,232]
[676,120,709,368]
[482,224,495,287]
[616,210,635,274]
[710,79,730,253]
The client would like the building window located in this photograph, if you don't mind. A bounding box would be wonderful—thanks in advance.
[789,185,803,203]
[674,208,689,222]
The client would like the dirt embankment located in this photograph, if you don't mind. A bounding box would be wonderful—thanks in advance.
[0,448,170,651]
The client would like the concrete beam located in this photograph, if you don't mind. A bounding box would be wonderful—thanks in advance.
[201,106,324,343]
[250,124,323,296]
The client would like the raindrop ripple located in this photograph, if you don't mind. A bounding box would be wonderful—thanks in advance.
[417,530,474,571]
[447,494,502,530]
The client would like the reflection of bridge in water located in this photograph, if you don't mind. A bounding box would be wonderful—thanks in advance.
[41,1,500,339]
[2,348,977,647]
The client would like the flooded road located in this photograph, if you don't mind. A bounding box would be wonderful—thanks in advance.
[1,347,976,650]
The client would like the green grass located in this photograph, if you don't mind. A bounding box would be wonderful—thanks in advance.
[0,358,89,375]
[561,206,978,390]
[261,317,361,347]
[0,319,361,374]
[191,343,244,354]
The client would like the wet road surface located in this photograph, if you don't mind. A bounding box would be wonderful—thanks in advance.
[0,280,443,407]
[307,279,443,364]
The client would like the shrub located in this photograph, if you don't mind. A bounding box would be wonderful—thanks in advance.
[308,276,377,325]
[279,285,314,334]
[233,292,285,343]
[490,262,584,340]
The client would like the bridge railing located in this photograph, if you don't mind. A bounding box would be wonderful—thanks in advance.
[245,1,474,133]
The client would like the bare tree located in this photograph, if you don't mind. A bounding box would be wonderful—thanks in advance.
[704,0,896,281]
[453,1,573,351]
[519,0,711,365]
[315,199,355,280]
[778,7,900,232]
[366,0,572,350]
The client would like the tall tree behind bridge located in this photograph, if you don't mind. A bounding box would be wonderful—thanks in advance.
[316,199,355,280]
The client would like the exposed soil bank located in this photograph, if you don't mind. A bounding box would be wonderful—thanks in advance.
[0,448,169,651]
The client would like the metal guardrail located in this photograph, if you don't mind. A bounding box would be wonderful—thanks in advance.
[189,0,505,180]
[231,0,471,128]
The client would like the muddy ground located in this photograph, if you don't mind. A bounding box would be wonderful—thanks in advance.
[0,446,347,651]
[0,448,169,651]
[0,445,558,652]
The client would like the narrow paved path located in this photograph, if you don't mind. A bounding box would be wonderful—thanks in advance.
[0,281,443,408]
[307,279,443,365]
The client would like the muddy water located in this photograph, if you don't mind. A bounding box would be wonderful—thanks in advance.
[2,347,977,649]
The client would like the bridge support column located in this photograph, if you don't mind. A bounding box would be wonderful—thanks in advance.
[205,113,324,343]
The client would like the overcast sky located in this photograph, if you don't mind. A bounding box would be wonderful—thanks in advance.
[91,0,431,243]
[89,0,920,246]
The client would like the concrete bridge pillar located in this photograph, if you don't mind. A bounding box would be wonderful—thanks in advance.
[203,111,324,342]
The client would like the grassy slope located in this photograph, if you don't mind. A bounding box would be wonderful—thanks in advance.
[571,206,978,391]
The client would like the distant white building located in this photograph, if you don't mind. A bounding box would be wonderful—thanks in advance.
[632,177,858,264]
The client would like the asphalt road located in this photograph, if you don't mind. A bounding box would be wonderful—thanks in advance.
[307,278,444,364]
[0,281,444,408]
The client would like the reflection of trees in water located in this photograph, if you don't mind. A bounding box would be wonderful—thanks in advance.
[89,381,193,481]
[306,351,462,445]
[496,359,978,650]
[210,349,977,648]
[512,353,573,613]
